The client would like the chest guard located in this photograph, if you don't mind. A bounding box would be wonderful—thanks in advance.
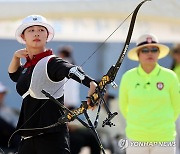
[23,55,65,99]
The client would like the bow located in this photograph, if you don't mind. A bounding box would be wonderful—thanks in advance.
[8,0,151,151]
[58,0,151,126]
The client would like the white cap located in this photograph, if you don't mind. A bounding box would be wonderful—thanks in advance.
[15,15,54,44]
[0,82,7,93]
[128,34,169,61]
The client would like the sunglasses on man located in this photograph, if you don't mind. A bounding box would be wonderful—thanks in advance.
[140,47,159,53]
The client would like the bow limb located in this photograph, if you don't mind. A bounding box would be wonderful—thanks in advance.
[109,0,151,82]
[90,0,151,105]
[8,91,89,147]
[8,122,60,147]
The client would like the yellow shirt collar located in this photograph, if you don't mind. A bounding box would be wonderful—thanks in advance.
[137,63,161,77]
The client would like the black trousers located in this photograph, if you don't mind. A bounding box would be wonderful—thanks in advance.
[17,132,70,154]
[69,128,101,154]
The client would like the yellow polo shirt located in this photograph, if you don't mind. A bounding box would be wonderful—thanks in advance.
[173,64,180,81]
[119,63,180,142]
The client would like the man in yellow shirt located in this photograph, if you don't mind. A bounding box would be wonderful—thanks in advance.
[119,34,180,154]
[171,44,180,81]
[170,44,180,154]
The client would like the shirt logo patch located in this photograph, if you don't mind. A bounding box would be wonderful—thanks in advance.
[157,82,164,90]
[33,17,37,21]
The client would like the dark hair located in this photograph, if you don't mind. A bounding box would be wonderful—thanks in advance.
[58,46,72,58]
[171,44,180,54]
[58,46,75,64]
[170,44,180,70]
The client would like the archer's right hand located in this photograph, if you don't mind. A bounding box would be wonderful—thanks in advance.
[14,48,29,59]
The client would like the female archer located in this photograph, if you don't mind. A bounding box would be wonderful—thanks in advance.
[8,15,97,154]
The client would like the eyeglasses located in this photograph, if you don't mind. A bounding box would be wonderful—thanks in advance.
[140,47,159,53]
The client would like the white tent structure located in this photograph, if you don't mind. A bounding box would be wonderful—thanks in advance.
[0,0,180,42]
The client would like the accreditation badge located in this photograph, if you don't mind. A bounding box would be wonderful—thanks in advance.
[157,82,164,90]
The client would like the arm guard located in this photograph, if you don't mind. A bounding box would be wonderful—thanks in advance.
[68,66,85,82]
